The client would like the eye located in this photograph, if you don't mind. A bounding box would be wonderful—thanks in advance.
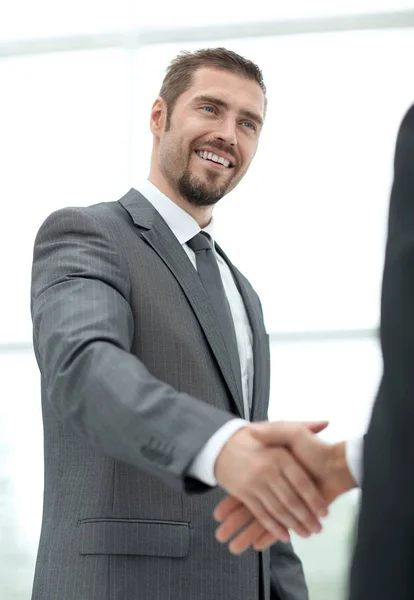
[241,120,256,131]
[201,106,216,114]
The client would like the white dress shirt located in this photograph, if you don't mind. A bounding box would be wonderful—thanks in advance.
[136,180,363,488]
[346,437,363,486]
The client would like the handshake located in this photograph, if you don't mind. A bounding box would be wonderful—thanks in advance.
[213,421,357,554]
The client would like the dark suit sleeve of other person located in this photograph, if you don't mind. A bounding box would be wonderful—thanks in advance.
[348,103,414,600]
[31,206,234,494]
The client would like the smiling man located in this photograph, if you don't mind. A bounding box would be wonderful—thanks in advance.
[30,48,332,600]
[150,62,264,222]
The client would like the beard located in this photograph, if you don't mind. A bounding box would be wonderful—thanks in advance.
[160,134,237,206]
[176,168,231,207]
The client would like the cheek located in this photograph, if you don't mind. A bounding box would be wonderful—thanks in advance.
[176,132,194,157]
[237,153,252,175]
[161,135,188,165]
[239,143,258,172]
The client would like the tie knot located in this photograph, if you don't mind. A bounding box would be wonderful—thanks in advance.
[187,232,213,253]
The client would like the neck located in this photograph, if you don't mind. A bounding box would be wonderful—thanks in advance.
[148,170,214,229]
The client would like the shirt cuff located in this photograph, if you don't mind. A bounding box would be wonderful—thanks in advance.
[187,418,248,486]
[345,436,364,487]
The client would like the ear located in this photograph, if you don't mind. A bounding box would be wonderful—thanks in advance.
[150,97,167,136]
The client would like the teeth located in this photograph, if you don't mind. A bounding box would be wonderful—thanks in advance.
[196,150,231,168]
[218,156,230,168]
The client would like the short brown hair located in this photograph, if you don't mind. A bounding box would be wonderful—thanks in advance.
[159,47,267,130]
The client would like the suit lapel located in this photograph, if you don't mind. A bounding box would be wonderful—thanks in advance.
[119,189,245,417]
[215,243,270,421]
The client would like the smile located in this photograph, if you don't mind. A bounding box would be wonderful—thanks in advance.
[194,150,233,169]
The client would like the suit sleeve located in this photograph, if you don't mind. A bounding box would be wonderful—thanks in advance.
[348,103,414,600]
[270,542,309,600]
[31,206,233,492]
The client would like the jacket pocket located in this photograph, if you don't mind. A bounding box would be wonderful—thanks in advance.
[78,518,191,557]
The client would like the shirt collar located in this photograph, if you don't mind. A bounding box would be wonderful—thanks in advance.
[136,179,216,246]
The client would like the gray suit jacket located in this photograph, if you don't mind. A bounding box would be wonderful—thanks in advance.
[30,189,308,600]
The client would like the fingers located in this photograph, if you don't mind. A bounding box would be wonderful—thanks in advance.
[234,525,277,553]
[249,426,330,520]
[214,491,303,550]
[215,504,254,543]
[266,474,321,536]
[229,520,272,554]
[249,421,303,446]
[253,530,276,552]
[257,447,326,535]
[215,496,289,548]
[214,495,241,522]
[282,460,328,520]
[305,421,329,434]
[214,498,281,554]
[249,420,328,447]
[231,494,291,543]
[215,477,322,555]
[215,472,319,546]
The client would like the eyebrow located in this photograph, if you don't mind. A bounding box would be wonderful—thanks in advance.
[194,94,264,129]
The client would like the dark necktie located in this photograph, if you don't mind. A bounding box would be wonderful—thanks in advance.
[187,232,243,407]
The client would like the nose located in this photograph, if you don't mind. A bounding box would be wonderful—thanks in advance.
[215,117,237,146]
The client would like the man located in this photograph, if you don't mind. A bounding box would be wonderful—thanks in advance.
[347,104,414,599]
[30,47,315,600]
[30,47,352,600]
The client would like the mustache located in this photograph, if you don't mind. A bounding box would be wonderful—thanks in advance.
[192,139,237,161]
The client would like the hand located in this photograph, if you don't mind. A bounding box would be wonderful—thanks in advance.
[214,421,330,545]
[214,427,357,554]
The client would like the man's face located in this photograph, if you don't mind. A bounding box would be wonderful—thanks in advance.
[154,67,265,206]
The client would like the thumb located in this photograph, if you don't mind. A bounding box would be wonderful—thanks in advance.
[249,420,328,446]
[306,421,329,434]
